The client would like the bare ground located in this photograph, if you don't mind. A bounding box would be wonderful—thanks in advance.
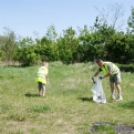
[90,122,134,134]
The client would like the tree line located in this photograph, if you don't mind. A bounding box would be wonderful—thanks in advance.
[0,5,134,66]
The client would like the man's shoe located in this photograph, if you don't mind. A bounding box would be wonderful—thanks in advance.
[116,96,123,101]
[111,95,116,100]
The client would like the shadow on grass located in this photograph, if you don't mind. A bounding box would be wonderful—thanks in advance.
[25,92,40,97]
[79,97,93,102]
[118,101,134,109]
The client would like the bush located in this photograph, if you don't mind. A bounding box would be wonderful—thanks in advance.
[117,63,134,72]
[16,46,41,66]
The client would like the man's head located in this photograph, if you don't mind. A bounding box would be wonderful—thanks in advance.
[96,59,104,67]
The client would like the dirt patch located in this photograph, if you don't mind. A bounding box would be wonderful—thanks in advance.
[90,122,134,134]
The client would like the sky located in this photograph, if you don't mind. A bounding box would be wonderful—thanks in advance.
[0,0,134,39]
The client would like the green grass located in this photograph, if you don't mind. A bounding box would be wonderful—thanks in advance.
[93,124,116,134]
[0,62,134,134]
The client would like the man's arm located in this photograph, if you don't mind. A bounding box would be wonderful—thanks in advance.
[92,70,100,79]
[94,70,100,77]
[102,72,112,79]
[92,71,100,83]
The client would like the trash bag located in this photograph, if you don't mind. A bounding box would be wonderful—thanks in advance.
[91,78,106,103]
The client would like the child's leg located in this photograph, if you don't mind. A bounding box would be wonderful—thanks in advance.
[38,82,42,95]
[41,84,46,97]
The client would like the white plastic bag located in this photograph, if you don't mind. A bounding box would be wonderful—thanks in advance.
[91,78,106,103]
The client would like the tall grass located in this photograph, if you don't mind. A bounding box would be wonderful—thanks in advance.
[0,62,134,134]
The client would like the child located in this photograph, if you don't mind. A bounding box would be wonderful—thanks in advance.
[36,62,49,97]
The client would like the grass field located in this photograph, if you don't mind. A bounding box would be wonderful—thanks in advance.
[0,62,134,134]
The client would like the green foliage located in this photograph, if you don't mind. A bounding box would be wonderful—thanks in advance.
[56,27,79,63]
[0,28,18,63]
[117,63,134,72]
[16,46,41,66]
[2,12,134,65]
[78,27,93,61]
[127,7,134,33]
[106,33,134,63]
[0,49,3,61]
[46,24,58,41]
[18,37,34,47]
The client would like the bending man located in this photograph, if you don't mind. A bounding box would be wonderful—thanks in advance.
[92,59,123,101]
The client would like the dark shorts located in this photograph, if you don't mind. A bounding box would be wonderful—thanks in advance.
[38,82,46,90]
[109,72,121,83]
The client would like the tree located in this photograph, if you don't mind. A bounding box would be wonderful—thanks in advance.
[127,7,134,33]
[1,28,18,64]
[105,32,134,63]
[78,25,93,61]
[57,27,78,63]
[0,36,8,60]
[89,17,116,61]
[95,3,125,30]
[38,25,58,62]
[16,45,40,66]
[46,25,58,42]
[18,37,34,48]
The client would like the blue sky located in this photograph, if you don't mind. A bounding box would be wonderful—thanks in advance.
[0,0,134,39]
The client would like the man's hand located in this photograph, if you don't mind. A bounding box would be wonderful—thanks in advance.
[93,81,96,84]
[99,76,104,80]
[92,76,94,79]
[92,76,96,84]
